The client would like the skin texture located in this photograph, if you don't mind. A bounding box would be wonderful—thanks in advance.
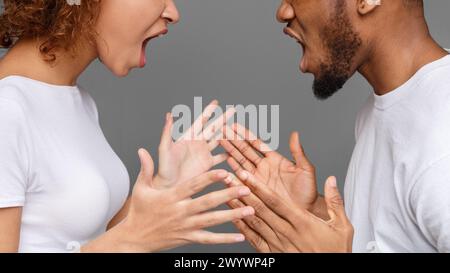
[0,0,254,252]
[222,0,448,252]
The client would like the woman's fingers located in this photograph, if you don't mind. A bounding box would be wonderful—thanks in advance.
[232,219,271,253]
[180,100,218,141]
[187,206,255,230]
[226,156,244,174]
[237,170,300,224]
[228,199,279,249]
[225,174,293,241]
[212,153,228,166]
[202,106,236,141]
[188,230,246,244]
[159,112,174,152]
[208,139,219,151]
[188,185,251,214]
[174,169,229,200]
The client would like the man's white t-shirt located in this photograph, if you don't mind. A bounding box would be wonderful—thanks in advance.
[0,76,130,252]
[345,54,450,253]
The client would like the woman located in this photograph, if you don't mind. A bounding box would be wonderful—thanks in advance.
[0,0,254,252]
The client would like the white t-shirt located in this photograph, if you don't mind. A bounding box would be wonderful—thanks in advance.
[0,76,130,252]
[345,54,450,253]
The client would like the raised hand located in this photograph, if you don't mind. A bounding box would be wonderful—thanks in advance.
[220,124,323,214]
[154,100,235,188]
[228,171,353,253]
[114,149,255,252]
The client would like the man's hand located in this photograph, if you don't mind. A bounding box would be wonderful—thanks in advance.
[154,100,235,188]
[226,171,353,253]
[220,124,326,217]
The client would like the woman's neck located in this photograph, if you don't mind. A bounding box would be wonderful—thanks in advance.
[0,38,97,86]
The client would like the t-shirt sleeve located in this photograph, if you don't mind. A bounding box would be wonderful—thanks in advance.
[0,98,31,208]
[410,155,450,253]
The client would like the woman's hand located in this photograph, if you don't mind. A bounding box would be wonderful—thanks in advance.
[83,149,254,253]
[154,100,235,188]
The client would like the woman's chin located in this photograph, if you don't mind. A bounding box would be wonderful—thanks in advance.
[110,65,132,77]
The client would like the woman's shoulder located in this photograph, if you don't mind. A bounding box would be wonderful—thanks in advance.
[0,75,30,107]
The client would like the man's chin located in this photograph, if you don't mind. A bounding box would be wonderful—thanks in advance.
[312,74,349,100]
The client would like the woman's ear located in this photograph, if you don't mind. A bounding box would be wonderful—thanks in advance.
[357,0,380,15]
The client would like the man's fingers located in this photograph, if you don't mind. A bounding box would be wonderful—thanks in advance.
[225,126,263,166]
[175,169,229,199]
[228,199,281,250]
[226,156,244,174]
[187,206,255,230]
[188,230,246,245]
[324,176,348,226]
[225,174,293,244]
[237,170,295,222]
[189,185,252,214]
[289,131,313,171]
[137,148,154,186]
[220,129,256,172]
[232,123,273,154]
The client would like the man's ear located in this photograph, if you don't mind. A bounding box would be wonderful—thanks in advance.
[357,0,380,15]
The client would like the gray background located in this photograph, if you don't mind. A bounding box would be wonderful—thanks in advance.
[78,0,450,252]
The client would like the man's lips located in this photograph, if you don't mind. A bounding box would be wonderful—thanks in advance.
[283,27,304,45]
[283,27,308,73]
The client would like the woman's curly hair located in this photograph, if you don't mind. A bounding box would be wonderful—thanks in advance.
[0,0,101,62]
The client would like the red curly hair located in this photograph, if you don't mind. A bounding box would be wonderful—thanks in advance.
[0,0,102,62]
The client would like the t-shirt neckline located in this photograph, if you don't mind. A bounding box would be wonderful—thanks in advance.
[0,75,80,94]
[373,54,450,110]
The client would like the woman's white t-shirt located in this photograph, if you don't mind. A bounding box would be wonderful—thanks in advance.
[0,76,130,252]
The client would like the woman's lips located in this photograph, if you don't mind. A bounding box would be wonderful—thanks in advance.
[139,29,169,68]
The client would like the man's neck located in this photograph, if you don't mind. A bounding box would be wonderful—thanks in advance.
[358,22,448,96]
[0,38,97,86]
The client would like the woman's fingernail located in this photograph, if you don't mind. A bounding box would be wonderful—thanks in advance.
[217,170,228,178]
[235,234,245,242]
[239,187,251,196]
[242,207,255,217]
[224,174,233,185]
[239,171,248,180]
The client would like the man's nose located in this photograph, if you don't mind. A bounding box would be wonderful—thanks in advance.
[276,0,295,23]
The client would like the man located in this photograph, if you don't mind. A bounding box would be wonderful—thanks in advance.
[220,0,450,252]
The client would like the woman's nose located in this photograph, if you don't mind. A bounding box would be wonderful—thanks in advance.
[163,0,180,24]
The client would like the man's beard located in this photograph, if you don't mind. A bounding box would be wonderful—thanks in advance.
[313,3,362,100]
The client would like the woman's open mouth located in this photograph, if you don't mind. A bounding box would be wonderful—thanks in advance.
[140,29,169,68]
